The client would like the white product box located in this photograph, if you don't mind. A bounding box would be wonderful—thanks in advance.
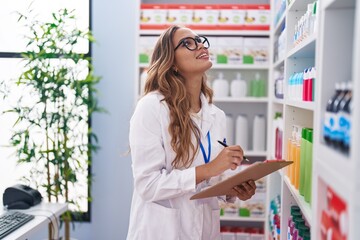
[140,4,167,28]
[218,4,245,29]
[139,36,158,64]
[243,5,270,30]
[191,5,218,28]
[216,37,243,64]
[243,37,269,65]
[166,4,193,26]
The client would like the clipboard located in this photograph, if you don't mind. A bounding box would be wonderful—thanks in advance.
[190,160,292,200]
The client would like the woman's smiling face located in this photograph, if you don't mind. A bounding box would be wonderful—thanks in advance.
[172,27,212,76]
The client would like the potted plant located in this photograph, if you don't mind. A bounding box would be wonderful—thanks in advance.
[3,7,103,240]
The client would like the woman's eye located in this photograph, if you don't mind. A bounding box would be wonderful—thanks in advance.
[183,39,191,47]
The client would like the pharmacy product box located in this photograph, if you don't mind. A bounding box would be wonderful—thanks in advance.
[190,4,219,29]
[243,4,270,30]
[208,36,218,63]
[140,4,167,29]
[165,4,193,26]
[217,4,245,30]
[216,37,243,64]
[239,191,266,218]
[243,37,269,65]
[139,36,158,64]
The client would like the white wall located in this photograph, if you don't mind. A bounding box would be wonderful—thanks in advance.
[71,0,138,239]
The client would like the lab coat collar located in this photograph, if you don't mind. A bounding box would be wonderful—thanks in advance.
[199,93,216,138]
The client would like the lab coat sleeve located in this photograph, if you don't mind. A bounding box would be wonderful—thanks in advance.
[129,95,195,202]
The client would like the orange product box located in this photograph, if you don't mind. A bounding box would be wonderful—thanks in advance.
[243,4,270,31]
[140,4,167,30]
[217,4,246,30]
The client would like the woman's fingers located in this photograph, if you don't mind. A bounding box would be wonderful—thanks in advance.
[232,180,257,201]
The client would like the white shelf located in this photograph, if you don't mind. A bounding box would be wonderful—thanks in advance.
[323,0,355,10]
[315,157,352,202]
[140,29,270,36]
[285,100,315,111]
[273,57,285,69]
[274,12,286,35]
[287,35,316,59]
[220,215,266,222]
[139,63,269,70]
[214,97,268,103]
[211,64,269,70]
[283,176,312,226]
[272,98,284,105]
[287,0,316,12]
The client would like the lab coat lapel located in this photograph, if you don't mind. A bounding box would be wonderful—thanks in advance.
[200,94,216,138]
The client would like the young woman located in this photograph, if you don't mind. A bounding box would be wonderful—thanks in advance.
[127,25,256,240]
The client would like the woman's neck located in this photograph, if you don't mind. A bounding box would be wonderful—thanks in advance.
[184,74,203,113]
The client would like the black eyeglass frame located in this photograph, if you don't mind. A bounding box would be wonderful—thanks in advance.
[174,35,210,51]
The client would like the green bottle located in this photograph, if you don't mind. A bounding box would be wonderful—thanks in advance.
[299,128,308,196]
[304,129,313,204]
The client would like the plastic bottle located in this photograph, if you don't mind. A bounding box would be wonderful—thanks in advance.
[212,72,229,98]
[294,128,301,189]
[251,72,266,97]
[230,72,247,98]
[338,81,352,153]
[299,128,308,196]
[235,114,248,151]
[331,82,348,148]
[274,67,284,99]
[323,82,341,145]
[253,114,266,151]
[304,129,313,204]
[226,115,234,145]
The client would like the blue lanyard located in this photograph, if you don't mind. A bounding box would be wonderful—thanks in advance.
[200,131,211,164]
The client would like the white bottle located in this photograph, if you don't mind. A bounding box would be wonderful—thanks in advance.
[212,72,229,98]
[230,72,247,98]
[226,114,234,145]
[235,114,248,151]
[253,114,266,151]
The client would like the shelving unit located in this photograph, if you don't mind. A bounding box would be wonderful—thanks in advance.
[312,0,360,239]
[269,0,318,239]
[269,0,359,239]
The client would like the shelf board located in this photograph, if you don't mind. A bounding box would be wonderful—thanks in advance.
[287,35,316,59]
[287,0,316,12]
[284,176,312,226]
[139,64,269,70]
[285,100,315,111]
[140,30,270,36]
[273,57,285,69]
[211,64,269,70]
[220,215,266,222]
[315,157,352,203]
[323,0,355,10]
[316,143,352,186]
[272,98,285,105]
[274,12,286,35]
[214,97,268,103]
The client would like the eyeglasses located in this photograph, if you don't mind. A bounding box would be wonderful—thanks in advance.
[174,36,210,51]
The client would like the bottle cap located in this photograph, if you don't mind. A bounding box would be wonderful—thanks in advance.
[291,205,301,214]
[302,128,308,139]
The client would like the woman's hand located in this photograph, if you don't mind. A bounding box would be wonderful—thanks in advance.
[207,145,244,176]
[195,145,244,184]
[229,180,256,201]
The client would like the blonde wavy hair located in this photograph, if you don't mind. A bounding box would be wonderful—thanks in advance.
[144,25,213,169]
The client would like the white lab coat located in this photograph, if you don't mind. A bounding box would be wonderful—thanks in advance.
[127,91,227,240]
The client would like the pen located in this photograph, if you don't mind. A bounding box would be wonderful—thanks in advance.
[217,140,250,162]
